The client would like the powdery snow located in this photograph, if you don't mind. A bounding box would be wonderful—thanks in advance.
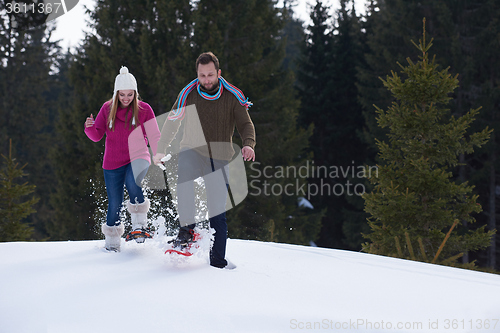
[1,238,499,333]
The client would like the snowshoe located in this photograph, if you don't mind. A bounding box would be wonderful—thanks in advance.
[125,228,153,243]
[165,227,200,256]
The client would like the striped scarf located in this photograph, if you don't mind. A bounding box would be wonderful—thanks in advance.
[168,77,252,121]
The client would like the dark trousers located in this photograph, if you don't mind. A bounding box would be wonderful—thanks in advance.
[177,149,229,267]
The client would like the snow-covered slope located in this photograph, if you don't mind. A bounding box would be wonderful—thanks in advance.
[1,238,499,333]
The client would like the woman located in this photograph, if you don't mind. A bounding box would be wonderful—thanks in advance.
[84,66,160,251]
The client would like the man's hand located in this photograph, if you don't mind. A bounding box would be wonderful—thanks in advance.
[153,153,166,166]
[242,146,255,161]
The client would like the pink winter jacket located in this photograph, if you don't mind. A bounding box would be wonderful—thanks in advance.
[85,101,161,170]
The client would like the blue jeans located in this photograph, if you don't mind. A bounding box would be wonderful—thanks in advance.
[103,161,148,226]
[177,149,229,268]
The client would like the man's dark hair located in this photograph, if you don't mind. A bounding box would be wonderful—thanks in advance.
[196,52,220,72]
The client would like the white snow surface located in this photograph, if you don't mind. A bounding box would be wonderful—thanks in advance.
[1,238,499,333]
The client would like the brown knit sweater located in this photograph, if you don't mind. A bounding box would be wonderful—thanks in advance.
[157,82,256,160]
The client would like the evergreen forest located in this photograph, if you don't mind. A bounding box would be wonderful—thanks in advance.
[1,0,499,271]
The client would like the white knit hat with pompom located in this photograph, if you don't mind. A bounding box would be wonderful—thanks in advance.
[113,66,138,98]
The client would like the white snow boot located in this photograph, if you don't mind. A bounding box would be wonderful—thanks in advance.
[102,223,125,252]
[125,198,152,243]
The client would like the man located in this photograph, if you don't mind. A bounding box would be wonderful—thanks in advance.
[154,52,255,268]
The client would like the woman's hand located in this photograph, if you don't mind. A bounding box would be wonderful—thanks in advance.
[85,114,95,128]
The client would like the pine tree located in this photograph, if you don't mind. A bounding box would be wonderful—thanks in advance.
[330,0,370,250]
[0,7,59,239]
[2,0,47,33]
[281,0,306,75]
[294,1,335,246]
[357,0,457,157]
[296,0,368,249]
[448,0,500,270]
[358,0,500,269]
[362,24,494,267]
[0,140,38,241]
